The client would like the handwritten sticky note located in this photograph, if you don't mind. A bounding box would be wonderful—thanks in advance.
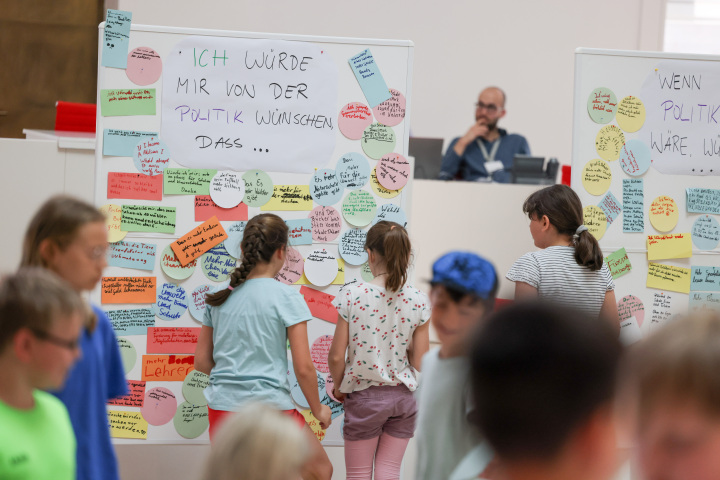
[107,172,163,201]
[286,219,313,246]
[108,241,157,271]
[646,263,691,294]
[619,316,643,346]
[690,292,720,312]
[690,266,720,292]
[605,247,632,279]
[103,129,158,157]
[101,277,156,304]
[141,355,195,381]
[171,216,228,266]
[686,188,720,214]
[164,169,217,195]
[102,9,132,68]
[194,195,249,222]
[623,178,644,233]
[581,159,611,196]
[261,185,313,211]
[100,89,156,116]
[647,233,692,261]
[120,205,176,233]
[300,286,337,324]
[598,191,622,225]
[106,308,155,335]
[146,327,201,354]
[348,49,392,108]
[108,410,148,439]
[108,380,146,407]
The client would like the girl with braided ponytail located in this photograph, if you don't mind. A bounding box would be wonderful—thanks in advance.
[194,213,333,480]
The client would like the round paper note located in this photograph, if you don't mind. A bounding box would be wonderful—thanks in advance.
[342,191,377,227]
[133,137,170,176]
[210,171,245,208]
[336,152,371,190]
[372,203,407,227]
[188,284,215,322]
[310,168,343,206]
[373,89,406,127]
[692,215,720,250]
[223,221,246,259]
[311,335,333,373]
[618,295,645,326]
[581,159,612,196]
[362,123,396,160]
[325,372,340,403]
[201,245,237,282]
[242,170,273,207]
[160,245,197,281]
[309,206,342,243]
[118,338,136,374]
[153,283,188,321]
[339,102,374,140]
[616,96,646,133]
[182,370,210,406]
[361,262,375,282]
[304,249,338,287]
[321,392,345,420]
[649,196,679,232]
[377,153,411,190]
[595,125,626,161]
[141,387,177,426]
[100,204,127,243]
[587,87,617,124]
[583,205,608,240]
[339,229,369,266]
[275,247,304,285]
[288,364,325,409]
[371,167,403,199]
[173,402,209,439]
[619,139,651,176]
[126,47,163,86]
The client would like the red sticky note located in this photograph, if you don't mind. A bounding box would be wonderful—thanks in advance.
[107,172,163,201]
[108,380,146,407]
[300,286,338,324]
[101,277,156,304]
[170,216,228,266]
[195,195,248,222]
[141,355,195,381]
[146,327,201,354]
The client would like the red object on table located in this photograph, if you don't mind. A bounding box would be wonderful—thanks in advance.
[561,165,572,186]
[55,101,96,133]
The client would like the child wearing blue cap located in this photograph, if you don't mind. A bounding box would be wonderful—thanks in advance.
[414,251,499,480]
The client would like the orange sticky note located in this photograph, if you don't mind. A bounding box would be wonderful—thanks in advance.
[170,216,228,266]
[141,355,195,381]
[300,286,337,324]
[101,277,156,304]
[146,327,200,354]
[107,172,163,201]
[194,195,249,222]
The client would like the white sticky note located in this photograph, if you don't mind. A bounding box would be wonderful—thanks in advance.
[619,316,642,346]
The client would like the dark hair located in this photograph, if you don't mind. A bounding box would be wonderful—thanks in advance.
[364,221,411,292]
[429,279,499,314]
[523,184,603,271]
[469,300,621,461]
[206,214,288,307]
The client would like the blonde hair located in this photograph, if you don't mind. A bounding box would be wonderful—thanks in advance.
[200,404,308,480]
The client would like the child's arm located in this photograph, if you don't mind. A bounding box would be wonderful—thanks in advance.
[328,315,349,402]
[194,325,215,375]
[599,290,620,334]
[514,281,538,299]
[409,321,430,370]
[288,321,332,429]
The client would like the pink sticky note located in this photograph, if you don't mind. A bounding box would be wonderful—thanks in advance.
[146,327,201,354]
[195,195,249,222]
[311,335,333,373]
[377,153,411,190]
[126,47,163,86]
[140,387,177,426]
[338,102,373,140]
[107,172,163,201]
[372,88,406,127]
[275,247,304,285]
[300,286,337,324]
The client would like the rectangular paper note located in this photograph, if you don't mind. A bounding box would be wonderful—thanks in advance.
[619,316,642,346]
[687,188,720,214]
[286,219,313,245]
[598,191,622,225]
[120,205,176,233]
[103,129,158,157]
[171,216,228,266]
[107,241,157,271]
[348,49,392,108]
[101,277,156,304]
[605,247,632,279]
[107,172,163,201]
[623,178,644,233]
[102,9,132,68]
[691,266,720,292]
[107,380,146,407]
[300,286,337,324]
[647,233,693,261]
[164,169,217,195]
[261,185,313,211]
[194,195,248,222]
[146,327,201,354]
[141,355,195,381]
[108,410,148,439]
[690,292,720,311]
[649,292,674,331]
[647,263,691,294]
[101,89,156,116]
[106,308,155,335]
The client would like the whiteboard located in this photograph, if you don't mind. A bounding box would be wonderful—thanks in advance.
[94,22,414,445]
[572,48,720,341]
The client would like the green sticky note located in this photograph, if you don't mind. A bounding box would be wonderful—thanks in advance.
[163,168,217,195]
[605,247,632,279]
[101,89,157,116]
[121,205,176,233]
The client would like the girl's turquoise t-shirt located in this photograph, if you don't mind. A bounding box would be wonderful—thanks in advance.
[202,278,312,411]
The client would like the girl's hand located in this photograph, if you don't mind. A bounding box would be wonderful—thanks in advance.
[313,404,332,430]
[333,386,346,403]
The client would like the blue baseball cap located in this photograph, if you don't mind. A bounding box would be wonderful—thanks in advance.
[431,252,498,299]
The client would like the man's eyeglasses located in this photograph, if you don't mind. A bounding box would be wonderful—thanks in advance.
[475,102,500,113]
[30,328,81,351]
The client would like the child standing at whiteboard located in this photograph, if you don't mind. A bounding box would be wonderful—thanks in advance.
[506,185,619,325]
[20,196,128,480]
[194,213,333,480]
[328,221,431,480]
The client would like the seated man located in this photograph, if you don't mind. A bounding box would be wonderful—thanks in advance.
[439,87,530,182]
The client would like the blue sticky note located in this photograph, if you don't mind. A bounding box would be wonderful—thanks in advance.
[692,215,720,250]
[102,9,132,69]
[598,191,622,225]
[103,129,158,157]
[690,292,720,312]
[348,49,392,108]
[687,188,720,214]
[107,241,157,271]
[690,266,720,292]
[286,219,313,246]
[152,283,188,321]
[106,308,155,335]
[623,179,644,233]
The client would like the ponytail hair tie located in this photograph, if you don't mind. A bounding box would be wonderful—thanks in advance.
[572,225,588,245]
[227,285,234,291]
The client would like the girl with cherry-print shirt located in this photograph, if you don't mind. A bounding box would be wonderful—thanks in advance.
[329,221,431,480]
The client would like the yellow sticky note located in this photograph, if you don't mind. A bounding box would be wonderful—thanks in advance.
[108,410,148,439]
[649,195,679,233]
[595,125,625,161]
[583,205,607,240]
[582,159,612,196]
[371,167,402,199]
[647,262,691,294]
[100,204,127,243]
[647,233,693,261]
[261,185,313,211]
[616,96,646,133]
[300,409,326,441]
